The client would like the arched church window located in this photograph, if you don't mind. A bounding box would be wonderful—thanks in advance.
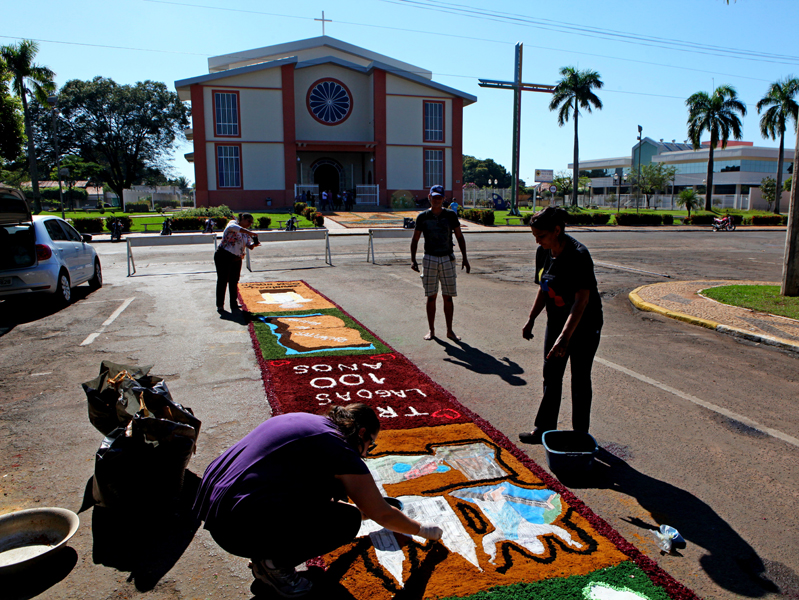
[307,78,353,125]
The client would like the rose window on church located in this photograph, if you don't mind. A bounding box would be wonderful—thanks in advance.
[307,78,352,125]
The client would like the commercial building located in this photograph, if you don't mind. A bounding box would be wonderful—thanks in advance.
[570,138,794,210]
[175,36,476,210]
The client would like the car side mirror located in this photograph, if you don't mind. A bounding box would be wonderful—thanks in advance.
[82,234,93,242]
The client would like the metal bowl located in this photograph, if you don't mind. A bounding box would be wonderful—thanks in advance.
[0,508,80,574]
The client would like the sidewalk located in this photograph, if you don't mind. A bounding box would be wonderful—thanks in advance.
[630,280,799,353]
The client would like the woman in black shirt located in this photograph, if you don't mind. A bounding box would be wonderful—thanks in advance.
[519,207,603,444]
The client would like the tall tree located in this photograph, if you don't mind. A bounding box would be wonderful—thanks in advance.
[549,66,603,206]
[756,77,799,214]
[54,77,190,200]
[627,163,678,208]
[0,40,55,213]
[685,85,747,211]
[462,155,514,188]
[0,67,24,164]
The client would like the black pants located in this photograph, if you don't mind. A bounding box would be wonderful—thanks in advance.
[214,248,243,309]
[534,322,602,433]
[208,500,362,568]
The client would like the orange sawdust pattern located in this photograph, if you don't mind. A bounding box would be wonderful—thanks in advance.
[239,281,335,312]
[323,423,626,599]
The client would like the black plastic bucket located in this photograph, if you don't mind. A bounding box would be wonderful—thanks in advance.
[542,430,598,474]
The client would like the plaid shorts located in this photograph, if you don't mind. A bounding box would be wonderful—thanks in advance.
[421,254,457,297]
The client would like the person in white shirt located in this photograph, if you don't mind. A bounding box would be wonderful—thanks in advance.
[215,213,260,312]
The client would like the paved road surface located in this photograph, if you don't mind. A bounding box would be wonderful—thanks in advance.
[1,229,797,600]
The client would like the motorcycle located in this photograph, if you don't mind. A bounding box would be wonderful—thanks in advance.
[712,214,736,232]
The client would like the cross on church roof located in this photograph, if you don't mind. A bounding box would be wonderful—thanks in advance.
[315,11,332,35]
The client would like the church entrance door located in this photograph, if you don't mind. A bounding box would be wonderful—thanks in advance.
[314,164,340,198]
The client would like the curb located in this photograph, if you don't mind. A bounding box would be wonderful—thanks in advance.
[629,285,799,354]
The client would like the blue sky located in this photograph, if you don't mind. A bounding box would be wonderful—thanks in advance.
[4,0,798,186]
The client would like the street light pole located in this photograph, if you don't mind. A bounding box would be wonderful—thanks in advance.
[46,95,65,220]
[636,125,643,214]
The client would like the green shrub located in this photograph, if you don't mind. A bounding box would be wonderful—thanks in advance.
[170,217,205,231]
[747,214,785,225]
[39,187,88,203]
[615,213,664,226]
[125,201,150,213]
[294,202,307,215]
[302,206,317,219]
[179,205,233,218]
[313,213,325,227]
[105,216,132,232]
[591,212,611,225]
[662,214,674,225]
[154,199,180,209]
[257,216,272,229]
[462,208,495,225]
[70,218,105,233]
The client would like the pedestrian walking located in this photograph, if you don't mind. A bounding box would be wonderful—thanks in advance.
[193,404,443,598]
[519,207,603,444]
[410,185,470,341]
[214,213,260,312]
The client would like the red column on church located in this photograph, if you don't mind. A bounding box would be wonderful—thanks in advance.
[373,69,388,206]
[282,64,297,205]
[190,84,209,207]
[452,97,463,199]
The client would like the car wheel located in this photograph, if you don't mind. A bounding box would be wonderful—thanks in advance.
[89,259,103,289]
[55,270,71,306]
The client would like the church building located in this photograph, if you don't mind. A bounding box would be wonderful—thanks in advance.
[174,36,476,210]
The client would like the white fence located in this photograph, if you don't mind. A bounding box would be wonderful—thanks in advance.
[463,188,511,209]
[356,185,379,205]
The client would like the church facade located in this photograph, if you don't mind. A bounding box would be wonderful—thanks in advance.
[175,36,476,210]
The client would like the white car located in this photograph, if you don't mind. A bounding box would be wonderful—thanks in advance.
[1,187,102,306]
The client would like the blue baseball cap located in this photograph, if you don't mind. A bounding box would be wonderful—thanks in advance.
[429,185,445,197]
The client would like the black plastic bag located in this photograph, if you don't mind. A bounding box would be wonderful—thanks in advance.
[82,361,155,435]
[92,417,198,509]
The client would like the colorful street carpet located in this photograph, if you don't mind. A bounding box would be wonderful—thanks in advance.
[325,211,470,229]
[242,281,697,600]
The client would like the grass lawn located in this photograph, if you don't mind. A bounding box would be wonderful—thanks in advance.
[702,285,799,320]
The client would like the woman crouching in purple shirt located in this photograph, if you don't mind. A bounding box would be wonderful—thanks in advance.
[193,404,443,597]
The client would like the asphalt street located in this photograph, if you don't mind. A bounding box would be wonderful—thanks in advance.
[1,228,797,600]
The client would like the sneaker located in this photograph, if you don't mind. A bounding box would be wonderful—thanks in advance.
[249,560,313,598]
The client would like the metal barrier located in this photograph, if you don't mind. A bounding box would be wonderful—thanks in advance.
[245,229,332,270]
[126,234,217,276]
[367,228,414,264]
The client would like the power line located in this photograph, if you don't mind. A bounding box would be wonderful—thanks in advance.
[0,34,209,56]
[379,0,799,67]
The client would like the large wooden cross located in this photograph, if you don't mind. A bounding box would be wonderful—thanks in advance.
[479,43,554,216]
[315,11,332,35]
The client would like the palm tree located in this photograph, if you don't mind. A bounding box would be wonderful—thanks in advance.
[676,188,702,220]
[685,85,747,212]
[549,67,603,206]
[757,77,799,214]
[0,40,55,214]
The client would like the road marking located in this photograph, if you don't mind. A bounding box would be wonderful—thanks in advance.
[80,297,135,346]
[595,357,799,449]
